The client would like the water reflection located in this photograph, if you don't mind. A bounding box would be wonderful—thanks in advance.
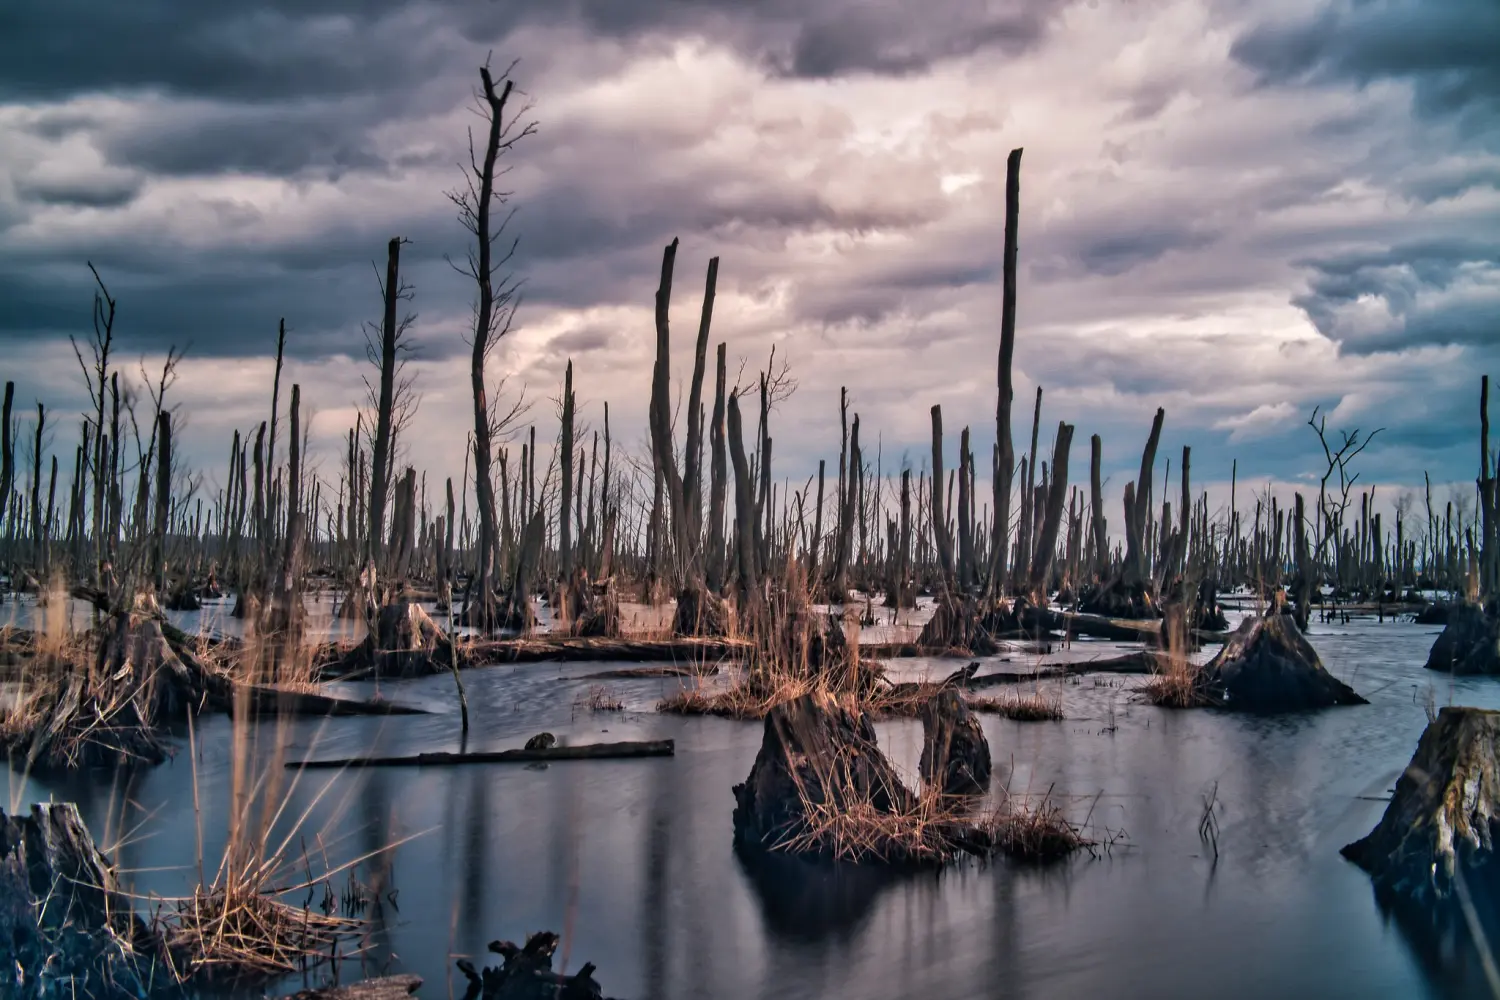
[5,616,1495,998]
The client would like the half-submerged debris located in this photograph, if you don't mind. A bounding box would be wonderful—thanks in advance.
[1342,707,1500,920]
[456,930,619,1000]
[1423,600,1500,675]
[0,803,170,1000]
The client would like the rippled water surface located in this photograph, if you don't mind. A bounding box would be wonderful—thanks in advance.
[8,606,1496,999]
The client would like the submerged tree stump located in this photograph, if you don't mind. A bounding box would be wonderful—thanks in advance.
[732,692,919,862]
[1423,601,1500,675]
[1198,613,1367,711]
[1342,707,1500,914]
[0,803,166,999]
[919,689,992,795]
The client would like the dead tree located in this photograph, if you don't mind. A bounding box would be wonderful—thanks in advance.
[450,62,535,631]
[990,147,1023,596]
[930,405,955,585]
[648,239,729,635]
[1027,422,1075,601]
[1089,433,1107,580]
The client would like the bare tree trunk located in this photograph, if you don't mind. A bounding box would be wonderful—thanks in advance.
[728,392,759,616]
[958,426,974,590]
[1028,422,1075,599]
[368,244,402,575]
[990,148,1022,596]
[707,346,727,593]
[930,405,955,585]
[153,412,171,595]
[559,360,575,582]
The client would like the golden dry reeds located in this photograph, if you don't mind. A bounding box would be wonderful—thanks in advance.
[967,688,1065,721]
[575,683,625,712]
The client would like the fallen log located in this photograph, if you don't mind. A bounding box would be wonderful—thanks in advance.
[288,975,424,1000]
[289,739,675,770]
[1021,607,1228,645]
[230,684,429,718]
[578,664,721,679]
[318,634,754,678]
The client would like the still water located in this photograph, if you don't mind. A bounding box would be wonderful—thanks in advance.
[7,609,1493,1000]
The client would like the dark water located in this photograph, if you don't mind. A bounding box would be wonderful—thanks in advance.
[9,614,1498,1000]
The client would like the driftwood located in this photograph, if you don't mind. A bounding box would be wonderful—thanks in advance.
[1021,605,1227,645]
[320,635,753,678]
[578,664,720,679]
[230,684,428,718]
[290,739,675,770]
[288,975,423,1000]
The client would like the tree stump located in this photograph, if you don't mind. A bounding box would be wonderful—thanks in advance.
[1423,601,1500,675]
[0,803,166,999]
[337,600,462,679]
[917,592,1000,655]
[1199,613,1367,711]
[1342,707,1500,916]
[672,584,731,638]
[919,689,992,795]
[572,577,623,639]
[732,693,919,862]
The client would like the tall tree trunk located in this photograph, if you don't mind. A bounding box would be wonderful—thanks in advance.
[991,147,1022,595]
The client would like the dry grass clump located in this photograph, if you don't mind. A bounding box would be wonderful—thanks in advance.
[151,694,419,984]
[657,667,820,720]
[1141,651,1212,708]
[575,684,625,712]
[776,791,966,865]
[967,689,1065,721]
[158,883,360,980]
[978,790,1094,862]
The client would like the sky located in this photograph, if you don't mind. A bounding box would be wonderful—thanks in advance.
[0,0,1496,525]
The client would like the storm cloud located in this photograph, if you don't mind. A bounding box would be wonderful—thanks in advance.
[0,0,1494,504]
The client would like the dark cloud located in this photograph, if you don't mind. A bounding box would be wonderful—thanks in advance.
[15,172,142,208]
[1231,0,1500,142]
[1290,236,1500,354]
[0,0,1065,106]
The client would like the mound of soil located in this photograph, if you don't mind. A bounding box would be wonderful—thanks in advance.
[1199,613,1367,711]
[919,689,991,795]
[1342,707,1500,911]
[1,803,168,999]
[1414,602,1452,626]
[1423,601,1500,675]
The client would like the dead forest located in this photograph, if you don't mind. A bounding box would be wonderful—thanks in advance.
[2,61,1499,999]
